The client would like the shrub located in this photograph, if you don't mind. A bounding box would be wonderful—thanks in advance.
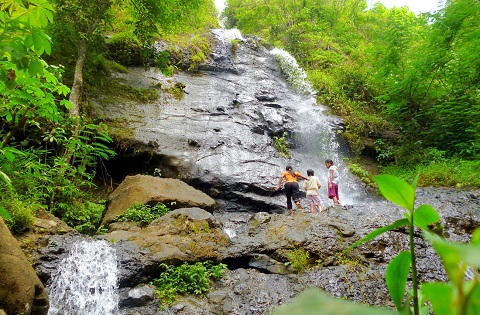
[274,132,292,159]
[62,201,105,235]
[286,248,310,273]
[151,261,227,306]
[115,202,172,226]
[1,196,39,234]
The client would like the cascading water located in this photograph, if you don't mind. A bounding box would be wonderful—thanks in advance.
[271,48,372,205]
[47,239,119,315]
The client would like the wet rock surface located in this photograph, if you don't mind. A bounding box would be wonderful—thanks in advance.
[31,186,480,314]
[24,28,480,314]
[93,28,370,212]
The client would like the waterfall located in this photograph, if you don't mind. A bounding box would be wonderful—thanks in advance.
[271,48,371,205]
[47,239,119,315]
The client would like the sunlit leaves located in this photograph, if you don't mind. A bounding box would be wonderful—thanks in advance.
[24,28,52,55]
[414,204,441,232]
[270,287,396,315]
[374,174,415,213]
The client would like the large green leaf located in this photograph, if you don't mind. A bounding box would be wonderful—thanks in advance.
[422,282,453,315]
[270,287,396,315]
[345,218,409,252]
[386,251,411,311]
[424,232,480,287]
[0,207,13,221]
[414,204,441,232]
[374,175,415,212]
[472,227,480,245]
[466,284,480,314]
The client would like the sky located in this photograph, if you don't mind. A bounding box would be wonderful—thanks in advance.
[367,0,445,14]
[215,0,445,16]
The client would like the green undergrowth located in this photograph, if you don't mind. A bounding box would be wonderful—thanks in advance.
[151,261,227,307]
[380,158,480,189]
[348,157,480,189]
[114,202,173,226]
[286,247,310,273]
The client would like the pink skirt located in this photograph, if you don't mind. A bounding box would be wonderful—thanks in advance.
[328,183,339,200]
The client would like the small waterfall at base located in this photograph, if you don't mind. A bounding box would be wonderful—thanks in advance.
[47,239,119,315]
[271,48,373,205]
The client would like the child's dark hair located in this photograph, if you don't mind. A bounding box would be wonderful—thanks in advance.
[325,159,334,164]
[307,169,314,176]
[286,165,295,177]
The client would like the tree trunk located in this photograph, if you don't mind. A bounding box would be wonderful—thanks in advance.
[68,38,87,118]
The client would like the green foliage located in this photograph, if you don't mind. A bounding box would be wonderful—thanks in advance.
[0,193,39,234]
[115,202,172,226]
[231,39,241,57]
[150,261,227,306]
[346,174,479,315]
[225,0,480,165]
[155,51,175,76]
[187,34,211,71]
[381,158,480,188]
[273,132,291,159]
[62,201,105,234]
[286,248,310,273]
[347,162,374,186]
[0,1,117,235]
[106,32,143,66]
[270,287,396,315]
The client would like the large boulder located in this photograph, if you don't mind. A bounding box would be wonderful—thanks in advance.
[101,175,216,225]
[0,218,49,315]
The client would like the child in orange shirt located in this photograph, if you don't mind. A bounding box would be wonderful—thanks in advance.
[275,165,308,215]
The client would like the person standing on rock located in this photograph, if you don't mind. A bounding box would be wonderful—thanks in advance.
[275,165,308,215]
[303,169,323,214]
[325,159,340,206]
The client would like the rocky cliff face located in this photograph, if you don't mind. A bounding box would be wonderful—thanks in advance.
[93,29,368,212]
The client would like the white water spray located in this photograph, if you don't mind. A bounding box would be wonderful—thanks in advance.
[271,48,315,96]
[271,48,371,205]
[47,240,119,315]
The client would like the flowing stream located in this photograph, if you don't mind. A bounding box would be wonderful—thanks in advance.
[47,239,119,315]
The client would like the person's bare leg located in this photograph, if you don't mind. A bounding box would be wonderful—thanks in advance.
[317,205,322,213]
[289,208,294,216]
[333,196,340,204]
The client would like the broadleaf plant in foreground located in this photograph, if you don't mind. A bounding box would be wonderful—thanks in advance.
[271,174,479,315]
[345,174,479,315]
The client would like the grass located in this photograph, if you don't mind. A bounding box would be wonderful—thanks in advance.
[380,158,480,188]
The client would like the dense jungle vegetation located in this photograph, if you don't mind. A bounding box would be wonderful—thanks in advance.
[223,0,480,186]
[1,0,479,234]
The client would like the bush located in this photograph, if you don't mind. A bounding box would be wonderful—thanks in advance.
[115,202,172,226]
[286,248,310,273]
[62,201,106,234]
[1,195,39,234]
[380,158,480,188]
[273,132,292,159]
[106,32,144,66]
[151,261,227,306]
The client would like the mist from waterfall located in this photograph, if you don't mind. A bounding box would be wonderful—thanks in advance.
[271,49,371,205]
[47,240,119,315]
